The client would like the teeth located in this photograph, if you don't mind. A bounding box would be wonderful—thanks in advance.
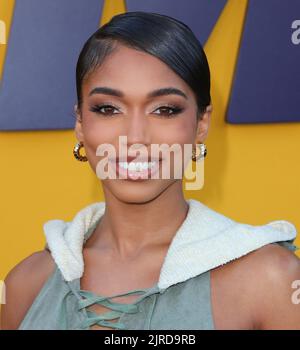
[119,162,128,169]
[119,161,157,171]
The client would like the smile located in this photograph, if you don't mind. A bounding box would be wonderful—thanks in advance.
[118,161,158,171]
[108,159,161,180]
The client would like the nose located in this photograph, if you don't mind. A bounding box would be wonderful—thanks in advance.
[124,112,151,150]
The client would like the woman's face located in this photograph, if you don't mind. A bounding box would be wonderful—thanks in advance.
[75,44,211,204]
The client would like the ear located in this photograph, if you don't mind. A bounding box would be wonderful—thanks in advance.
[195,104,212,144]
[74,104,84,142]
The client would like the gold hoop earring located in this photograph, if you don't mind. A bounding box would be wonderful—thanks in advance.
[192,143,207,162]
[73,141,88,162]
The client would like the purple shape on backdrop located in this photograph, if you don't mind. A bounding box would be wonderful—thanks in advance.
[226,0,300,124]
[126,0,227,46]
[0,0,103,131]
[0,0,227,130]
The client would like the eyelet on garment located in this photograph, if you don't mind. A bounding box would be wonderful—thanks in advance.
[57,289,74,330]
[143,293,159,330]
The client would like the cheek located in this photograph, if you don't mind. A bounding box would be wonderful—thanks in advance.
[80,116,121,172]
[153,118,196,176]
[81,116,119,150]
[156,118,195,146]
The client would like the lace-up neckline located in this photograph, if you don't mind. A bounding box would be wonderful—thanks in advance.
[66,278,161,330]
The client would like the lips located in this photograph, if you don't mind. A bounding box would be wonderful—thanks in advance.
[112,156,162,162]
[108,158,161,180]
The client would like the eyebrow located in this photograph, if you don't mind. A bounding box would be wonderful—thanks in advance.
[88,86,188,100]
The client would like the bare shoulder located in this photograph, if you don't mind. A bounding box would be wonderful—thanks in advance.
[243,243,300,329]
[0,249,55,330]
[211,243,300,329]
[236,243,300,290]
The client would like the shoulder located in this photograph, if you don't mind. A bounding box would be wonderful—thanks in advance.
[246,242,300,273]
[211,243,300,329]
[245,243,300,329]
[236,243,300,294]
[238,243,300,294]
[0,249,55,330]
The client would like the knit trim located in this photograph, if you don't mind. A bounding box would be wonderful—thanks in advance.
[43,199,297,289]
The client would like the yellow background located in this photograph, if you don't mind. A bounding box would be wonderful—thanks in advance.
[0,0,299,284]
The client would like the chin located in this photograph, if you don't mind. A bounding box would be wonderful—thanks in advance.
[102,179,173,205]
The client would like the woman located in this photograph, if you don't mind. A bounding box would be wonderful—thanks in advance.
[1,11,300,330]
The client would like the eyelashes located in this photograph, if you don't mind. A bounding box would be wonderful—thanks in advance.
[89,103,185,118]
[90,104,119,116]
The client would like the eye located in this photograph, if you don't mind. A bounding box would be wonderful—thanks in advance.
[153,105,184,117]
[89,103,184,118]
[89,104,120,116]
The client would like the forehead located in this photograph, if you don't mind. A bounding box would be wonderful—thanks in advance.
[82,44,194,99]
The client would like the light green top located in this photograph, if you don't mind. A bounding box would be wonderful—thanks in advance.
[18,198,299,330]
[18,262,214,330]
[18,240,297,330]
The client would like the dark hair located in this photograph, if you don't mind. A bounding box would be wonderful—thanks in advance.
[76,11,211,119]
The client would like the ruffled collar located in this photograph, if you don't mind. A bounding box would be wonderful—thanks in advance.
[43,199,297,290]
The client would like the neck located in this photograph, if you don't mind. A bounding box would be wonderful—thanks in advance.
[87,182,189,260]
